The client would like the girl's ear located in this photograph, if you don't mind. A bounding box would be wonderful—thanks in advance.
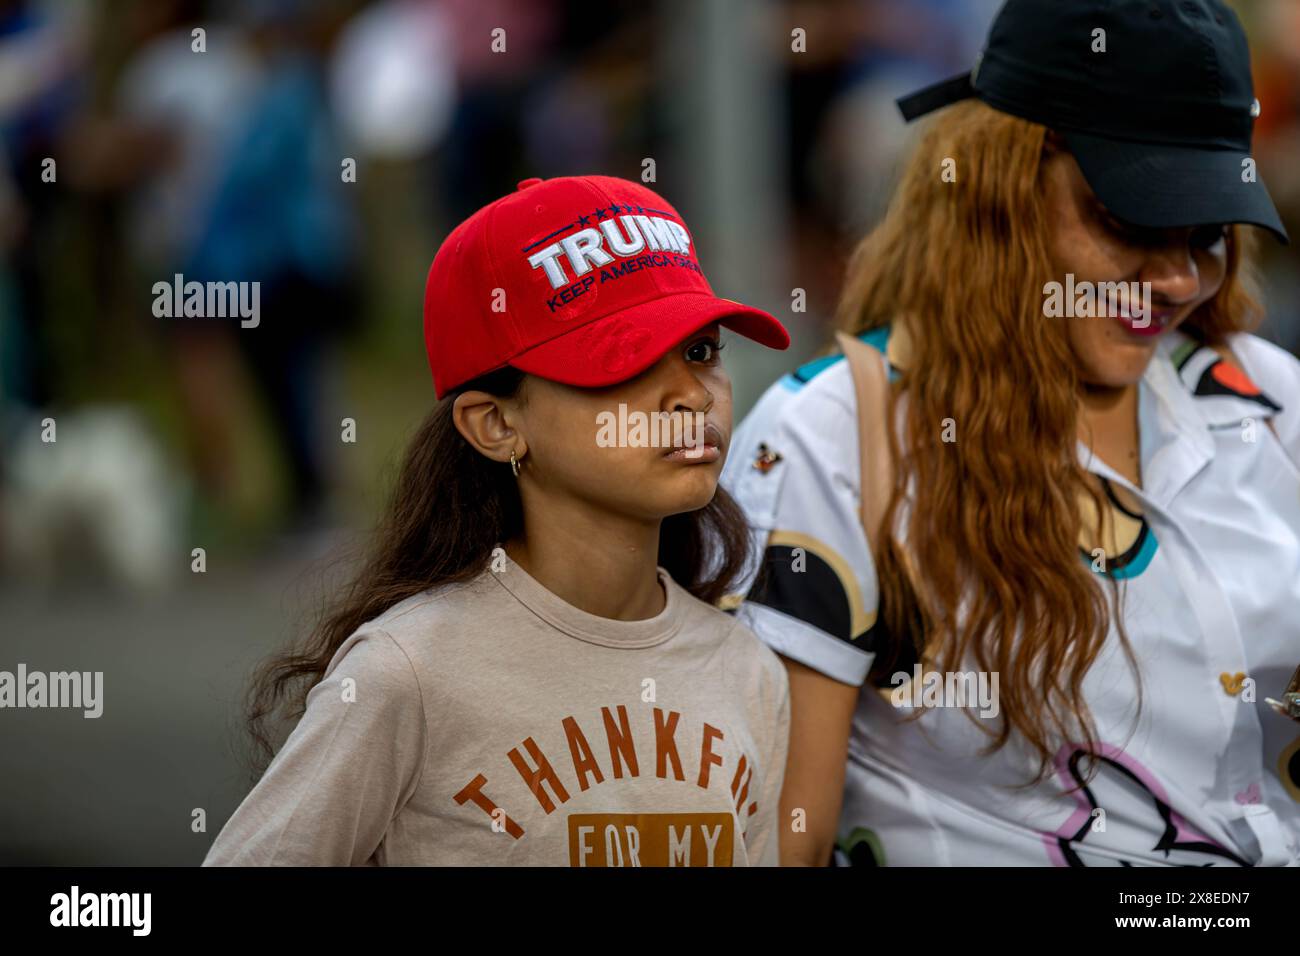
[451,391,525,463]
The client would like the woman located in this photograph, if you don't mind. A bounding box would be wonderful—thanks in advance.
[722,0,1300,866]
[203,175,792,866]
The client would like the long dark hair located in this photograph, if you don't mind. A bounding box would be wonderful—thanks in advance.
[244,366,754,776]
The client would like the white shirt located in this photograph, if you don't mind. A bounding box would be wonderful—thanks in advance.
[721,324,1300,866]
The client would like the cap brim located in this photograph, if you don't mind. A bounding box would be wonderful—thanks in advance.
[1063,131,1289,244]
[507,291,789,388]
[896,71,976,122]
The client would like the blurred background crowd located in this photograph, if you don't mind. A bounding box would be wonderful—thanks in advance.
[1,0,1297,863]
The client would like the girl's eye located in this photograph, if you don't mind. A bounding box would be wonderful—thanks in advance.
[1097,205,1156,244]
[1099,204,1227,253]
[685,338,724,364]
[1190,223,1228,250]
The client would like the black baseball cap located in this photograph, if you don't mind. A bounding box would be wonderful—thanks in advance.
[897,0,1288,244]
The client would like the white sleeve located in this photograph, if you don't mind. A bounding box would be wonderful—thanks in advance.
[202,629,428,866]
[722,361,883,687]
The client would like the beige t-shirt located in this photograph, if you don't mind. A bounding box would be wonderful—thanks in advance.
[203,555,790,866]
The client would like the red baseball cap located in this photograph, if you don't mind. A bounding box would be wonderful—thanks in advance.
[424,175,790,399]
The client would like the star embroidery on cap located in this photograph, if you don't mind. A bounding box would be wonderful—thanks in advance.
[608,203,623,215]
[577,214,591,226]
[753,442,783,473]
[593,207,606,219]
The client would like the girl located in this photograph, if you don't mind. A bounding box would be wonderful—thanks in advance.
[203,174,792,866]
[722,0,1300,866]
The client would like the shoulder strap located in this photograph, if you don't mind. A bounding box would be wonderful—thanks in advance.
[834,331,895,560]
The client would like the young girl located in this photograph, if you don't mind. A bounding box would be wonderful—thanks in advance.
[722,0,1300,866]
[203,174,792,866]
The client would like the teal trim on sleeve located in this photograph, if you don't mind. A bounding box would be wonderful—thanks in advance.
[783,325,894,392]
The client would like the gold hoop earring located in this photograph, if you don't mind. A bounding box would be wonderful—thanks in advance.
[510,451,520,478]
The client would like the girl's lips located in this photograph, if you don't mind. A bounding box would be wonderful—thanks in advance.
[1113,309,1172,338]
[662,422,724,463]
[663,443,720,463]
